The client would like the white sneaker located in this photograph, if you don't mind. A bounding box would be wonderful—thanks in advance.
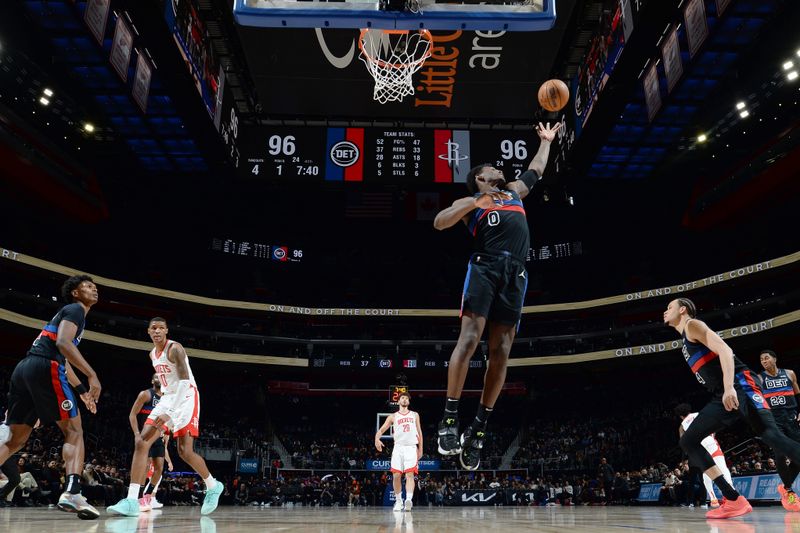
[150,498,164,509]
[393,500,404,512]
[404,499,413,512]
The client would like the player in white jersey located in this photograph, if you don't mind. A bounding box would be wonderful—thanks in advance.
[676,403,732,508]
[375,392,423,512]
[108,317,223,516]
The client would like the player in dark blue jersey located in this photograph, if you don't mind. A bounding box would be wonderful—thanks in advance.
[665,298,800,519]
[760,349,800,511]
[0,275,102,519]
[433,122,560,470]
[128,374,172,511]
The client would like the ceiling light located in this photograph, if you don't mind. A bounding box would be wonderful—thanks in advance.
[697,134,707,143]
[735,101,746,110]
[83,122,95,132]
[783,61,794,71]
[788,71,799,81]
[39,96,49,106]
[739,110,750,118]
[43,88,53,97]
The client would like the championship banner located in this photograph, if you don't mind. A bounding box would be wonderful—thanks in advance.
[110,15,134,82]
[684,0,709,59]
[132,51,153,113]
[643,62,661,123]
[570,0,629,138]
[660,25,683,94]
[84,0,111,46]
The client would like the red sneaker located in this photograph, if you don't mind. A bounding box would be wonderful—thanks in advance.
[706,496,752,519]
[779,484,800,512]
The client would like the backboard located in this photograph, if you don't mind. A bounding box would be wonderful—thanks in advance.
[233,0,556,31]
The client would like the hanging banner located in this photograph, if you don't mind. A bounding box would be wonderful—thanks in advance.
[661,25,683,93]
[84,0,111,46]
[715,0,732,17]
[132,51,153,113]
[643,62,661,123]
[684,0,709,59]
[110,15,134,82]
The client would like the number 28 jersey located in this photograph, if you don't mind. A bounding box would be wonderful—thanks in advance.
[392,410,419,447]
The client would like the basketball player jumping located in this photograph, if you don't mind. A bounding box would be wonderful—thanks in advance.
[108,317,222,516]
[675,403,731,508]
[0,275,101,519]
[665,298,800,518]
[760,349,800,511]
[128,374,173,511]
[433,122,561,470]
[375,392,423,512]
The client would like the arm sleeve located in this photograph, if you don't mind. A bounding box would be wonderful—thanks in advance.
[517,169,541,191]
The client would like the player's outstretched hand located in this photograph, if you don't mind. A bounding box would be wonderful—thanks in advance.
[375,439,384,452]
[535,121,562,142]
[88,374,102,403]
[80,392,97,414]
[474,191,512,209]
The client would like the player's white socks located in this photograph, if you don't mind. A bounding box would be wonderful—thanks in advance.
[204,476,217,490]
[406,491,413,501]
[128,483,141,500]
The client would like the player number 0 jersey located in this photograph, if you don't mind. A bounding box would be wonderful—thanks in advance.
[150,340,196,395]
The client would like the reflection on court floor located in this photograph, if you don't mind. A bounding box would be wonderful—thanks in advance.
[0,505,794,533]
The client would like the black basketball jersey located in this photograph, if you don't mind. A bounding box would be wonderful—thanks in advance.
[681,330,748,394]
[27,303,86,364]
[465,176,533,263]
[761,369,798,410]
[136,388,161,428]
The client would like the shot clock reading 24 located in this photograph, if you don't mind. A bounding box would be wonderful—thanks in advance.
[237,126,540,183]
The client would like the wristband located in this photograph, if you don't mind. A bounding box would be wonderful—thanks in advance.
[519,170,540,191]
[74,383,88,395]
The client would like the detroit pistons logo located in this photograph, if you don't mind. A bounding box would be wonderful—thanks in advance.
[751,393,764,404]
[61,399,74,411]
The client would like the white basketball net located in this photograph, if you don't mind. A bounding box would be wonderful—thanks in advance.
[358,29,433,104]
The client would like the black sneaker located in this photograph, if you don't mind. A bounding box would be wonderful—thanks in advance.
[459,425,485,470]
[437,416,461,455]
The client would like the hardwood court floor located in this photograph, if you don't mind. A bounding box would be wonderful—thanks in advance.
[0,504,794,533]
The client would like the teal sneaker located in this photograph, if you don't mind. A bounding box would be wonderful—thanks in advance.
[107,497,140,517]
[201,482,224,515]
[104,517,138,533]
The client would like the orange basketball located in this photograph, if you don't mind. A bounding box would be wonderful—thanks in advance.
[538,79,570,112]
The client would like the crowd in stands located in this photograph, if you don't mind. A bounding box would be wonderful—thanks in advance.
[0,353,793,511]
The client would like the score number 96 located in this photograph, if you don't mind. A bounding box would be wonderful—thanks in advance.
[497,139,529,179]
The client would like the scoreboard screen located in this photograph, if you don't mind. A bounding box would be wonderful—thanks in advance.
[237,126,543,183]
[389,385,409,406]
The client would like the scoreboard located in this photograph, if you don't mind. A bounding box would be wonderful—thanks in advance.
[237,126,542,183]
[389,385,408,407]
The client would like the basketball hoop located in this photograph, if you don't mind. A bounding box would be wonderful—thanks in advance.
[358,28,433,104]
